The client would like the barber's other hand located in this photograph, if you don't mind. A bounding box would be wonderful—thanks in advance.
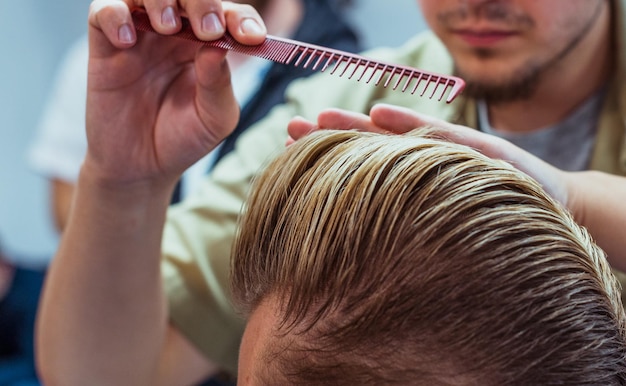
[85,0,267,187]
[287,103,569,207]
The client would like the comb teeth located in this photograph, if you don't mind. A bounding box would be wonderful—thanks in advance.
[131,10,465,103]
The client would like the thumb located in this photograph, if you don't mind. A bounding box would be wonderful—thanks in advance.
[193,46,240,141]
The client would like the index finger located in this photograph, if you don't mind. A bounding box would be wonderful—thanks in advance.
[316,108,389,134]
[89,0,138,50]
[175,0,266,43]
[369,103,449,133]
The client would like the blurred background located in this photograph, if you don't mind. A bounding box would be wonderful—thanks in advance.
[0,0,427,267]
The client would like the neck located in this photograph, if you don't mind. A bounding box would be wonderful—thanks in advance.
[487,3,612,133]
[228,0,304,70]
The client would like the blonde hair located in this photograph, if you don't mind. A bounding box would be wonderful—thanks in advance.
[232,129,626,385]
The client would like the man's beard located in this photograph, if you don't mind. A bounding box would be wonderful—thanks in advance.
[455,60,542,104]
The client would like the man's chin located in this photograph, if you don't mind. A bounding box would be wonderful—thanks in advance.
[461,81,537,103]
[454,68,541,103]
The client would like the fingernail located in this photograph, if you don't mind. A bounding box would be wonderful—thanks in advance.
[161,6,178,28]
[202,13,223,34]
[118,23,134,44]
[241,18,265,35]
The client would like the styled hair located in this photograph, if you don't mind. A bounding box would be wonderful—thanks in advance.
[231,129,626,385]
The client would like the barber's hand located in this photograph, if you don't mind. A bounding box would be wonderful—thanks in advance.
[287,103,569,207]
[85,0,266,187]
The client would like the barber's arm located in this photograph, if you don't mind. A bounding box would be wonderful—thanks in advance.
[561,170,626,271]
[35,1,266,385]
[288,103,626,270]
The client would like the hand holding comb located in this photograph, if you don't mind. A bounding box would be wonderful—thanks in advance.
[131,10,464,103]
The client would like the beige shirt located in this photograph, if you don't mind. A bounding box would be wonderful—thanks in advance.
[161,0,626,373]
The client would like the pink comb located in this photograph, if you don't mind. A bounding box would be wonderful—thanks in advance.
[131,10,464,103]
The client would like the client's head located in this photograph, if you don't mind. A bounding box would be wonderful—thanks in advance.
[231,129,626,385]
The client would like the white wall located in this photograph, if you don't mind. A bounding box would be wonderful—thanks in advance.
[0,0,426,267]
[0,1,90,266]
[346,0,426,49]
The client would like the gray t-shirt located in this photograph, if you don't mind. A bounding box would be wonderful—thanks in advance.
[477,91,606,171]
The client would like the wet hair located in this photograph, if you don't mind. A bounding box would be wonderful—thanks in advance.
[232,129,626,385]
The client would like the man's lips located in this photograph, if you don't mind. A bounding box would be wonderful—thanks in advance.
[452,29,518,47]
